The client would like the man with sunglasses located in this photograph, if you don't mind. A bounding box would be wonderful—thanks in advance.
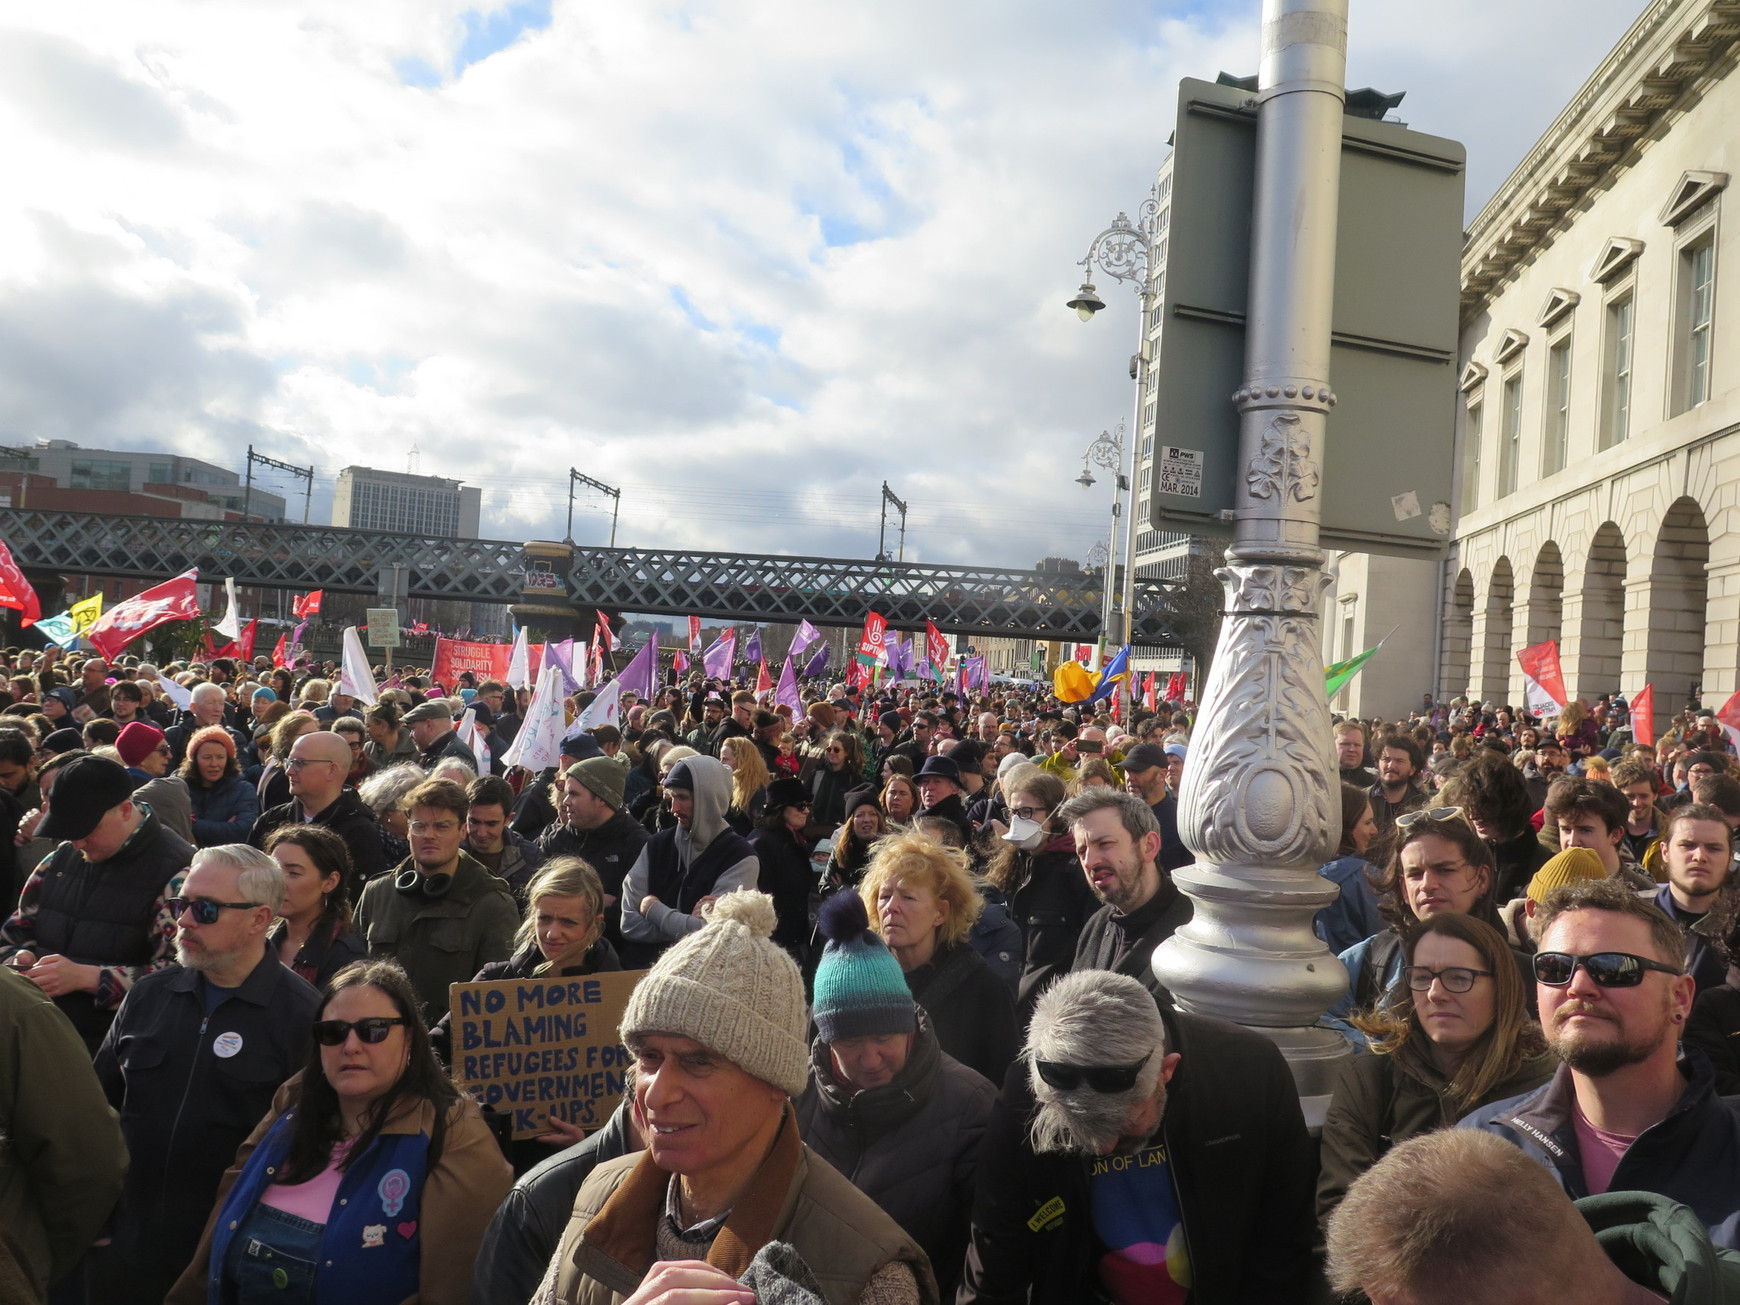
[90,845,319,1305]
[1462,879,1740,1247]
[960,968,1316,1303]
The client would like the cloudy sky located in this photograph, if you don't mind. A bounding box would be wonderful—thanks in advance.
[0,0,1643,568]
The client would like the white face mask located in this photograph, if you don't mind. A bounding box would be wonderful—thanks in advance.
[1002,814,1048,852]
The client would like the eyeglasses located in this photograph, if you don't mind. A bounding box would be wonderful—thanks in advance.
[1403,965,1492,994]
[1009,805,1051,822]
[285,757,337,772]
[1395,806,1469,831]
[1534,951,1683,988]
[167,897,261,925]
[312,1017,409,1046]
[408,820,460,836]
[1034,1050,1153,1094]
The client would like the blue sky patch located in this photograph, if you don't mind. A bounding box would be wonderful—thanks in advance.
[456,0,554,74]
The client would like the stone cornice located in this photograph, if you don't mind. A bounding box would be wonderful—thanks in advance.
[1460,0,1740,322]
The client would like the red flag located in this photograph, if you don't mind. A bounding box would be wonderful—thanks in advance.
[1716,691,1740,751]
[1075,645,1093,664]
[924,620,949,670]
[1631,684,1655,748]
[687,615,702,655]
[87,571,200,660]
[856,612,887,665]
[595,611,615,652]
[673,649,689,674]
[236,619,257,662]
[1516,640,1568,716]
[1164,672,1186,703]
[292,589,323,619]
[757,659,772,693]
[1143,673,1157,712]
[0,538,39,626]
[271,633,289,669]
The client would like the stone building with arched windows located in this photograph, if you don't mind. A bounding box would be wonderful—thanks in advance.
[1442,0,1740,733]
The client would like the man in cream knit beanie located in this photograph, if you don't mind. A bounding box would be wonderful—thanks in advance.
[538,889,938,1305]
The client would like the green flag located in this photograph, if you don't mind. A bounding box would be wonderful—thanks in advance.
[1324,647,1380,699]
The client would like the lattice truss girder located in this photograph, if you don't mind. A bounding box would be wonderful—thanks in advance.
[1,510,525,602]
[568,547,1180,643]
[0,509,1179,643]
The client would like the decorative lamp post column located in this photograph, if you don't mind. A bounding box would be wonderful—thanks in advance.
[1075,422,1128,665]
[1151,0,1353,1105]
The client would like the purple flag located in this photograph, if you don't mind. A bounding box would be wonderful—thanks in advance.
[546,639,580,693]
[802,642,831,678]
[893,634,915,678]
[702,630,736,678]
[743,628,762,664]
[790,619,821,657]
[615,638,659,698]
[775,658,801,712]
[965,655,987,690]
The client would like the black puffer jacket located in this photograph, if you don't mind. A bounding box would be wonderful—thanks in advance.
[997,835,1096,1017]
[248,788,387,895]
[795,1014,995,1299]
[903,942,1019,1088]
[535,808,650,949]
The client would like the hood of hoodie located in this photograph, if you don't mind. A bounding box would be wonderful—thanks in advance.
[672,755,734,861]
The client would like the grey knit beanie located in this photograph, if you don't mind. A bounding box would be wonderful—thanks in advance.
[619,889,810,1096]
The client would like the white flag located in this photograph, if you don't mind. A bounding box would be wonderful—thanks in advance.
[502,666,564,773]
[339,626,379,706]
[456,707,491,773]
[155,672,193,712]
[504,627,531,689]
[213,577,242,641]
[576,678,621,731]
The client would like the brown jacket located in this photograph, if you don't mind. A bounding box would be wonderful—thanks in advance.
[166,1074,511,1305]
[544,1106,937,1305]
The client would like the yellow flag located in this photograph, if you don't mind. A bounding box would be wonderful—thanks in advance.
[69,593,103,635]
[1053,659,1095,703]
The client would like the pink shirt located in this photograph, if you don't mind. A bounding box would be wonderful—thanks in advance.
[1572,1106,1637,1195]
[261,1139,355,1225]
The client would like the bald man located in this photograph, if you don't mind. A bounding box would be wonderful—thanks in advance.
[248,730,387,894]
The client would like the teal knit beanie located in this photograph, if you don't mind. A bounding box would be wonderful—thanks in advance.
[811,891,917,1043]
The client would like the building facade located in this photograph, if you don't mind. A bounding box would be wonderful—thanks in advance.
[1442,0,1740,735]
[6,440,288,519]
[332,466,482,538]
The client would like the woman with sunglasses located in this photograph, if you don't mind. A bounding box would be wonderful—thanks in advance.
[1316,913,1554,1221]
[748,775,820,964]
[982,767,1096,1018]
[1322,809,1520,1046]
[802,729,860,837]
[170,960,511,1305]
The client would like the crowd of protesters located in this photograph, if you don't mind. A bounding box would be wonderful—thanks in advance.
[4,638,1740,1303]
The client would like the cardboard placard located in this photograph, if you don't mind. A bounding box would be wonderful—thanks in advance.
[450,968,645,1139]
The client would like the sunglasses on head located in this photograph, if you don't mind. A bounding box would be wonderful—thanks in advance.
[1394,805,1470,831]
[166,897,260,926]
[1034,1049,1152,1094]
[1533,951,1683,988]
[312,1017,409,1046]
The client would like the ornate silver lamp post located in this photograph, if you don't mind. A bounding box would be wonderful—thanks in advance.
[1068,202,1162,649]
[1151,0,1353,1107]
[1074,422,1128,664]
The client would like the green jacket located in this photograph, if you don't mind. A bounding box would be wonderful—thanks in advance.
[1317,1043,1557,1223]
[1580,1191,1740,1302]
[354,851,521,1023]
[0,967,128,1300]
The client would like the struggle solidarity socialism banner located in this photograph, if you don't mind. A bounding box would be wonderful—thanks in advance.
[450,970,645,1139]
[430,636,542,686]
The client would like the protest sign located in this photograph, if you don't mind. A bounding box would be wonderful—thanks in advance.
[450,968,645,1138]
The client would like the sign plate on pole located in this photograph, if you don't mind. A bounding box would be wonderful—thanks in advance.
[365,608,401,648]
[1146,78,1466,558]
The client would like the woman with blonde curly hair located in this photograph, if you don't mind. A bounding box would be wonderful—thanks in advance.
[859,830,1017,1084]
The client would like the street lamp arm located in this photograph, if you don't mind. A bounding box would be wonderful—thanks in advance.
[1078,209,1155,292]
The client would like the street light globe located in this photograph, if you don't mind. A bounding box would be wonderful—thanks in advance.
[1066,282,1105,321]
[1076,468,1096,490]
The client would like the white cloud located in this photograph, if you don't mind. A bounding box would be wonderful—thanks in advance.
[0,0,1646,566]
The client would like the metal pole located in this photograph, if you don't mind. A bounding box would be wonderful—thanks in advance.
[566,471,576,544]
[304,474,312,524]
[243,445,253,522]
[879,484,888,561]
[1153,0,1351,1108]
[1122,291,1152,651]
[609,496,619,549]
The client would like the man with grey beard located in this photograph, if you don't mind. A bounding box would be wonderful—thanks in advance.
[1461,879,1740,1247]
[91,845,320,1305]
[958,969,1316,1304]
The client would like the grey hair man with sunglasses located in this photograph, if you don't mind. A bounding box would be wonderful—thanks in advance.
[959,969,1318,1303]
[92,844,320,1305]
[1461,878,1740,1248]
